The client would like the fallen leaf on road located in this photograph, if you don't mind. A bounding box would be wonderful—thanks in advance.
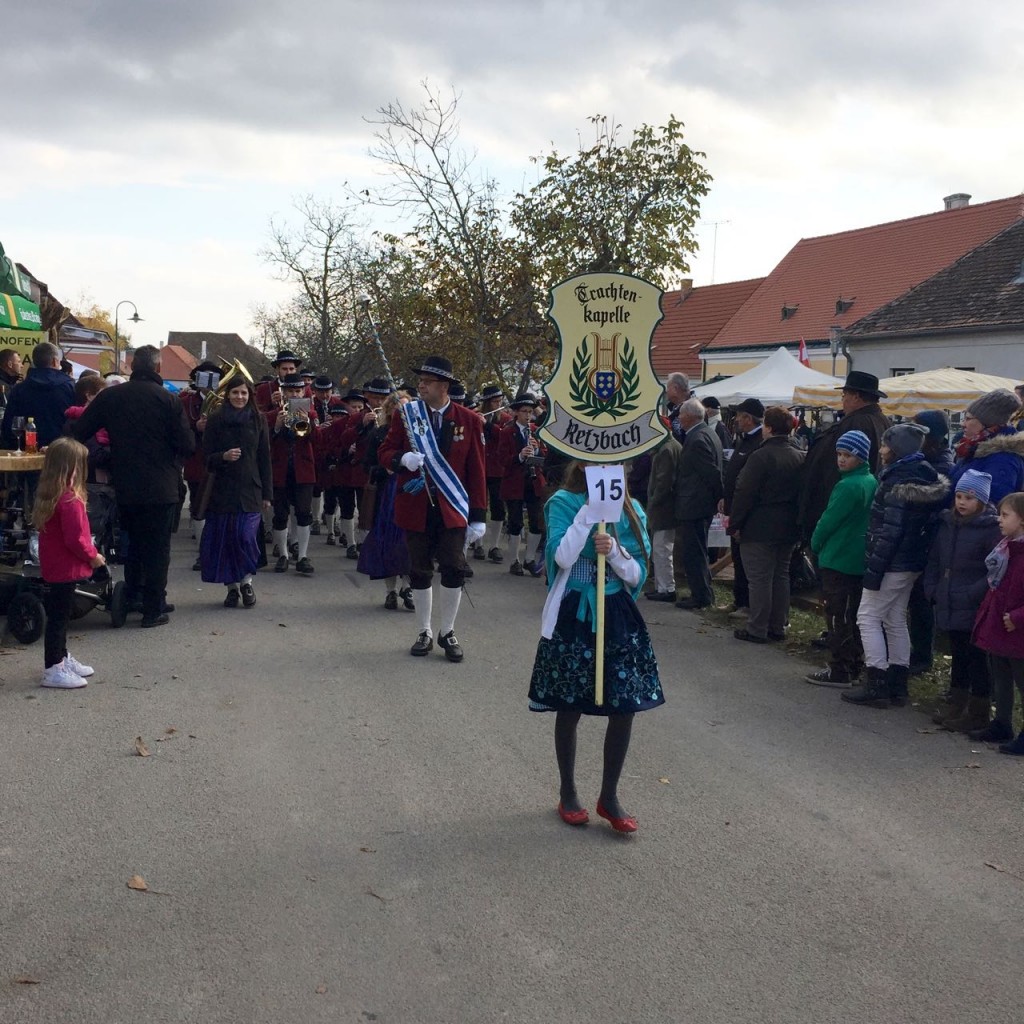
[188,734,197,739]
[165,727,177,734]
[155,735,176,743]
[127,875,148,891]
[134,737,151,757]
[365,888,393,903]
[658,777,670,785]
[14,976,40,985]
[315,985,327,994]
[278,623,287,628]
[359,847,376,853]
[985,861,1024,882]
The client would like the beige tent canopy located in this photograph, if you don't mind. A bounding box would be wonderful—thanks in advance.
[793,367,1022,417]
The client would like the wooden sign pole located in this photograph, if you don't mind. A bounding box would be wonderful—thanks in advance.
[594,522,607,707]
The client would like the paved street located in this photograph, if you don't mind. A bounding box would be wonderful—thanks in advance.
[3,531,1024,1024]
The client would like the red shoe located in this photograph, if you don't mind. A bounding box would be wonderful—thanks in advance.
[596,799,638,834]
[557,802,590,826]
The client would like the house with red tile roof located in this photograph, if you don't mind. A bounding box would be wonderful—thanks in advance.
[651,277,764,384]
[700,193,1024,380]
[844,218,1024,381]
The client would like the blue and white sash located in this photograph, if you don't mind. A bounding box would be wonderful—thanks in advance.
[402,399,470,524]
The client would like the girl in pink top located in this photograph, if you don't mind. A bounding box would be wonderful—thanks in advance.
[33,438,106,689]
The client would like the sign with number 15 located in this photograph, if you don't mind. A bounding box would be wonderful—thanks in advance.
[583,465,625,525]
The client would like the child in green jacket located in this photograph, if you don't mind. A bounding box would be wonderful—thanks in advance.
[805,430,879,686]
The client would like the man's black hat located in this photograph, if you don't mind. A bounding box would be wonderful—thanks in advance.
[735,398,765,417]
[341,389,366,404]
[411,355,459,385]
[271,350,303,368]
[189,360,222,381]
[280,373,305,388]
[510,392,540,409]
[480,384,504,401]
[836,370,887,400]
[363,377,392,396]
[312,376,334,391]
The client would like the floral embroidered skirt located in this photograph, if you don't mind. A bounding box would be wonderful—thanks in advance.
[528,589,664,716]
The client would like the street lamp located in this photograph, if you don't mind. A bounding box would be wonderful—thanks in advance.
[114,300,143,373]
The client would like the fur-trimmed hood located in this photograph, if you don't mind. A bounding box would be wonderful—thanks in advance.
[974,430,1024,459]
[889,475,951,506]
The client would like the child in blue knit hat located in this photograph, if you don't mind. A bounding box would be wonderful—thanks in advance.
[922,469,1001,733]
[805,430,877,686]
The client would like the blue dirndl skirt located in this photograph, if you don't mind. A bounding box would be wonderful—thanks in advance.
[357,475,410,580]
[528,589,664,716]
[200,512,263,584]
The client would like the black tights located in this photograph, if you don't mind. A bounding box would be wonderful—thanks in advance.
[554,710,634,816]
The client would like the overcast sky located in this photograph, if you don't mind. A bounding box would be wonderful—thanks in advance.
[4,0,1021,353]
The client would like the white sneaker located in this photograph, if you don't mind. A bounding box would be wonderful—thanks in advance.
[65,654,95,678]
[41,661,88,689]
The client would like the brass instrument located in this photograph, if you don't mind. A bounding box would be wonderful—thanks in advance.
[277,391,312,438]
[200,358,253,418]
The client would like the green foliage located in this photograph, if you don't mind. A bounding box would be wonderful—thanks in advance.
[512,115,712,289]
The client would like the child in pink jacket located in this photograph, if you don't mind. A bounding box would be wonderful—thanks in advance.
[33,438,105,689]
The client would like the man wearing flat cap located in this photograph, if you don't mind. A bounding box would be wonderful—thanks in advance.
[798,370,890,541]
[378,355,487,662]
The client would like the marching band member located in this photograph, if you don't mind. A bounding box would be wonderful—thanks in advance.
[498,393,547,577]
[378,355,487,662]
[528,461,663,833]
[479,384,510,562]
[321,399,348,545]
[310,376,335,534]
[181,360,221,570]
[255,349,304,413]
[329,389,371,559]
[266,373,320,575]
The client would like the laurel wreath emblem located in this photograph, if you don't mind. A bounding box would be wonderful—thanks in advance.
[568,336,641,420]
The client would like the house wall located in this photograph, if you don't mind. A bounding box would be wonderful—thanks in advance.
[850,330,1024,381]
[700,348,849,380]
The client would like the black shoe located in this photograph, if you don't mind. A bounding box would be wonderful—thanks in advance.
[463,564,474,579]
[524,559,544,578]
[224,588,240,608]
[473,545,487,561]
[162,602,175,614]
[296,557,315,575]
[675,597,708,610]
[346,544,359,560]
[310,522,321,536]
[805,667,852,688]
[841,668,890,708]
[326,535,336,546]
[887,664,910,706]
[400,587,415,611]
[645,591,676,602]
[240,582,256,608]
[384,590,398,610]
[487,547,504,564]
[733,628,768,644]
[970,720,1015,743]
[410,631,433,656]
[275,555,289,573]
[339,534,348,548]
[509,561,525,576]
[998,731,1024,756]
[192,556,201,571]
[438,630,464,662]
[140,613,170,629]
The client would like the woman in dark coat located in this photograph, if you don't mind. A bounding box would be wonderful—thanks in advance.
[199,373,273,607]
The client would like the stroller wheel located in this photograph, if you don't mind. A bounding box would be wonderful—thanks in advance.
[110,581,128,629]
[8,591,45,645]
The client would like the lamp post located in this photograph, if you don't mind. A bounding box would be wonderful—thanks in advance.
[114,300,143,373]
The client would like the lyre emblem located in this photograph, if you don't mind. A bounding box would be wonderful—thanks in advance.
[588,333,621,400]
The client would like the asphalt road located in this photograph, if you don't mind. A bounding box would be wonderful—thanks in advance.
[2,530,1023,1024]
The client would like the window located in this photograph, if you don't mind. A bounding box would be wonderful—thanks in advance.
[890,367,915,376]
[780,303,799,320]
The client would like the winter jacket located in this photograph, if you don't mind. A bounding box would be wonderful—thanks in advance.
[949,429,1024,505]
[863,453,950,591]
[729,435,805,545]
[798,402,890,538]
[922,506,1001,632]
[0,366,75,448]
[645,436,682,533]
[70,369,195,505]
[722,428,763,512]
[810,461,877,576]
[202,408,274,515]
[972,540,1024,659]
[38,490,98,583]
[673,420,723,522]
[63,405,112,484]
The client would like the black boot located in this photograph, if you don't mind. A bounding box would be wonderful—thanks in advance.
[887,664,910,707]
[841,667,890,708]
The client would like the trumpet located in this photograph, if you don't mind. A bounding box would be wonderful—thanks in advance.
[276,391,312,437]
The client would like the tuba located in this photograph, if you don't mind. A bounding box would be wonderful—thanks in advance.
[201,358,254,418]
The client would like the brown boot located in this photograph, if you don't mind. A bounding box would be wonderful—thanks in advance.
[933,688,968,726]
[944,695,991,734]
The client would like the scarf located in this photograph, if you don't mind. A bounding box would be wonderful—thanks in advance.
[985,535,1024,590]
[955,424,1000,461]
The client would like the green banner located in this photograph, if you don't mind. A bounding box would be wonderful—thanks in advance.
[0,292,41,330]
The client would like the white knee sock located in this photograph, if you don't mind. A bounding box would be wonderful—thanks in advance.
[273,529,288,556]
[296,525,311,559]
[312,494,323,520]
[324,512,336,537]
[339,518,355,546]
[439,585,461,636]
[385,575,397,592]
[194,518,205,548]
[288,511,296,544]
[507,534,521,563]
[356,528,368,545]
[485,520,501,550]
[414,587,433,636]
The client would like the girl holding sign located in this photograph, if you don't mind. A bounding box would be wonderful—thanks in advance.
[528,461,663,833]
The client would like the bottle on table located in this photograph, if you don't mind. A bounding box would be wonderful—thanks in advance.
[24,418,37,453]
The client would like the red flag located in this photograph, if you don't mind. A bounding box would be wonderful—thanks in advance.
[798,337,811,367]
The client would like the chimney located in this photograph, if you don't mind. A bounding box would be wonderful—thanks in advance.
[678,278,693,298]
[943,193,971,211]
[201,339,207,360]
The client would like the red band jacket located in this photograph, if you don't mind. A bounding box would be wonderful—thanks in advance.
[498,421,547,501]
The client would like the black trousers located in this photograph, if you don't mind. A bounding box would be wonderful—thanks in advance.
[820,567,864,683]
[119,502,176,619]
[337,485,362,521]
[272,481,314,529]
[405,505,466,589]
[44,580,75,669]
[907,575,935,668]
[947,630,991,697]
[322,485,344,516]
[486,477,506,523]
[506,497,543,536]
[730,536,749,608]
[674,517,713,607]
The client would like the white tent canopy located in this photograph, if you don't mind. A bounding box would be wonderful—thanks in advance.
[692,346,843,407]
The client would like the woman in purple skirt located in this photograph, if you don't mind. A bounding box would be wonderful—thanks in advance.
[200,372,273,608]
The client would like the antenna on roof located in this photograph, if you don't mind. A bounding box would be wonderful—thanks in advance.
[702,220,731,284]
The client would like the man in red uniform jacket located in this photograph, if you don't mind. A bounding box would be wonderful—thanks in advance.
[479,384,510,563]
[378,356,486,662]
[255,349,305,413]
[497,393,547,576]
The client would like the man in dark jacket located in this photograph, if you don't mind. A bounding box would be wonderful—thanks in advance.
[798,371,890,541]
[672,398,724,609]
[720,397,764,615]
[71,345,195,627]
[1,341,75,448]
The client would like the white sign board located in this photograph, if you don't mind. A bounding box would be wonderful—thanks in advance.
[584,464,626,525]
